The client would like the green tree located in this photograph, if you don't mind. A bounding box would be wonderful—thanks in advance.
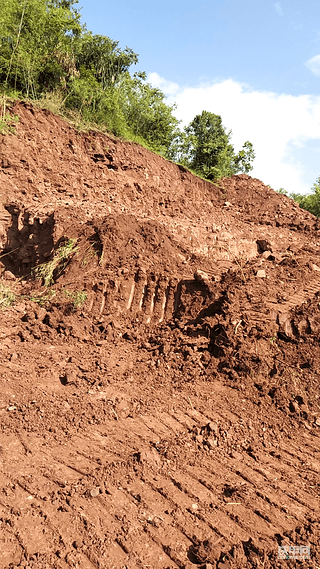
[74,33,138,89]
[291,176,320,217]
[120,72,180,155]
[232,140,255,174]
[0,0,82,96]
[174,110,255,180]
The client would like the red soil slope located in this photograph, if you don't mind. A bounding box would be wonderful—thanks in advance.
[0,102,320,569]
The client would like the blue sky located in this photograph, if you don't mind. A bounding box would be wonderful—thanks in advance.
[79,0,320,194]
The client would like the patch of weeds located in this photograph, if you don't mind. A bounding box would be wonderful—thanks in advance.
[0,111,19,135]
[0,284,16,308]
[63,289,87,309]
[29,289,56,306]
[33,89,66,116]
[33,238,78,286]
[81,244,98,267]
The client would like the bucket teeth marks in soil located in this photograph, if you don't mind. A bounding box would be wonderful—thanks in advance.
[140,415,176,439]
[129,269,148,314]
[169,409,199,431]
[267,440,320,475]
[0,483,61,560]
[168,467,279,540]
[88,271,183,325]
[156,412,188,435]
[124,474,213,547]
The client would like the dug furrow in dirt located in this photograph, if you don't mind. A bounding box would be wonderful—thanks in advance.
[0,102,319,568]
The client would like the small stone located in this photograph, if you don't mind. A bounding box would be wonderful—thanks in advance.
[194,269,210,286]
[135,447,161,467]
[315,417,320,427]
[310,263,320,272]
[207,422,219,434]
[36,307,47,321]
[3,270,16,281]
[191,503,198,510]
[224,201,232,207]
[261,250,274,260]
[89,487,100,498]
[256,269,266,278]
[206,437,218,449]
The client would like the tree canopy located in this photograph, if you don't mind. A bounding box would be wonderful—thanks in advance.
[171,111,255,180]
[289,176,320,217]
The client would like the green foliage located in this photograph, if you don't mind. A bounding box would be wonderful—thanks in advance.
[75,33,138,89]
[63,289,87,308]
[0,107,19,133]
[29,289,56,306]
[232,141,255,174]
[276,177,320,218]
[33,238,78,286]
[120,72,180,156]
[0,0,82,96]
[0,284,16,308]
[172,111,255,181]
[290,176,320,217]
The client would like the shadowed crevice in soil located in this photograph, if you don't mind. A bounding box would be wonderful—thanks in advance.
[1,205,55,276]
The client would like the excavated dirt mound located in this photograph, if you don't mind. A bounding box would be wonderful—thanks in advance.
[0,102,320,568]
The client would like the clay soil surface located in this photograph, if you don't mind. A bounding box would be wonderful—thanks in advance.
[0,102,320,568]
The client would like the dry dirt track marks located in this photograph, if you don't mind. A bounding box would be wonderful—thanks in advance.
[0,392,319,568]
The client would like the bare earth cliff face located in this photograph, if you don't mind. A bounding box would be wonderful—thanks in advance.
[0,102,320,568]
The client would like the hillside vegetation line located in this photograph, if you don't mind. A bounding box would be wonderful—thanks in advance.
[0,0,256,180]
[2,0,320,213]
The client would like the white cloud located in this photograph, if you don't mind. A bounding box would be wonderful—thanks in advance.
[305,54,320,76]
[148,72,180,95]
[148,74,320,194]
[274,3,283,16]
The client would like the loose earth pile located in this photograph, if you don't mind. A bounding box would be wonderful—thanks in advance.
[0,102,319,569]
